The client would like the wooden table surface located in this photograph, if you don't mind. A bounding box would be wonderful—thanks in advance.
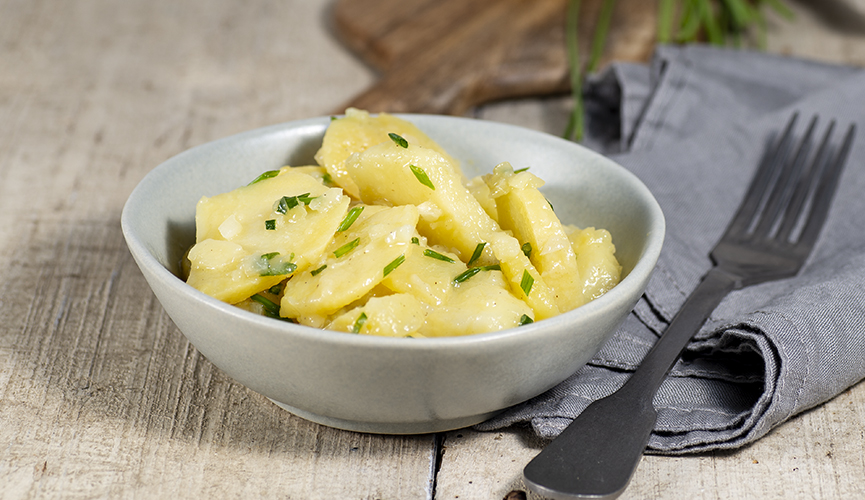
[2,1,865,498]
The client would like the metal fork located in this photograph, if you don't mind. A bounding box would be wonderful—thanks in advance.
[523,113,857,500]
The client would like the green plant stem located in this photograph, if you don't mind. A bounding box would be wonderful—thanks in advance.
[563,0,583,142]
[589,0,618,72]
[565,0,794,142]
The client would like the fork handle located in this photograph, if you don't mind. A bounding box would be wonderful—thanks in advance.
[627,266,740,395]
[523,266,740,500]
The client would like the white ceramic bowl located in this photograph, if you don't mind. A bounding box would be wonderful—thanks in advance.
[121,115,664,434]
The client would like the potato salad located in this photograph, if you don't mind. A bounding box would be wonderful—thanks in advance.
[184,109,621,337]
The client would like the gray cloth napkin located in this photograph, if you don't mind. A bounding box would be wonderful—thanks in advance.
[476,44,865,454]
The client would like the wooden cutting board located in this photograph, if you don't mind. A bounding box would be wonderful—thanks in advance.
[332,0,657,115]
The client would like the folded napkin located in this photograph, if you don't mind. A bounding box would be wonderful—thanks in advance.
[477,44,865,454]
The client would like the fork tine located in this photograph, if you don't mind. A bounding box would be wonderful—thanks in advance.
[796,122,857,248]
[752,115,818,238]
[775,120,836,242]
[724,113,799,238]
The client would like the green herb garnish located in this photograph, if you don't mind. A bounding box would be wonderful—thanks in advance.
[257,252,297,276]
[520,270,534,297]
[388,132,408,148]
[513,167,530,174]
[467,242,486,266]
[251,293,281,317]
[275,193,315,214]
[423,249,455,263]
[265,219,276,230]
[519,314,534,326]
[334,238,360,258]
[248,170,280,186]
[337,206,364,232]
[409,164,435,190]
[383,254,406,277]
[311,265,327,276]
[352,312,368,333]
[411,237,420,245]
[268,283,283,295]
[521,242,532,258]
[453,264,501,285]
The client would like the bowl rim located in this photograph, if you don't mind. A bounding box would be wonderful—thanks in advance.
[121,113,665,350]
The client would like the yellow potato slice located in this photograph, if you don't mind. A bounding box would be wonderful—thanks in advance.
[280,205,420,325]
[568,226,622,301]
[486,231,560,321]
[421,268,533,337]
[187,170,349,303]
[344,140,499,265]
[328,294,426,337]
[315,108,461,198]
[381,242,461,307]
[487,162,584,312]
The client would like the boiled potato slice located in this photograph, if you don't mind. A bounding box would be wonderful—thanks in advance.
[381,242,461,307]
[187,170,350,303]
[421,268,533,337]
[344,140,499,265]
[281,205,419,325]
[487,163,584,312]
[289,165,333,185]
[568,226,622,301]
[487,231,560,321]
[328,294,426,337]
[315,108,461,198]
[466,175,498,221]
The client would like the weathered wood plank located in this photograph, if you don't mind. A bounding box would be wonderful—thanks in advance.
[0,0,432,498]
[435,381,865,499]
[0,220,437,499]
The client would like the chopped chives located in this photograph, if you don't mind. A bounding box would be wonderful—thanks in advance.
[383,254,406,277]
[520,270,534,296]
[337,206,364,232]
[251,293,281,317]
[409,164,435,190]
[423,249,455,263]
[311,264,327,276]
[388,132,408,148]
[453,264,501,285]
[453,267,481,284]
[467,242,486,266]
[518,314,534,326]
[275,193,315,214]
[322,173,333,185]
[352,312,368,333]
[268,283,283,295]
[411,237,420,245]
[265,219,276,230]
[521,242,532,258]
[248,170,280,186]
[334,238,360,258]
[257,252,297,276]
[513,167,530,174]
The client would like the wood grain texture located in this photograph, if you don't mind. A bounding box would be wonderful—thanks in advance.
[332,0,657,115]
[434,383,865,499]
[0,1,430,498]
